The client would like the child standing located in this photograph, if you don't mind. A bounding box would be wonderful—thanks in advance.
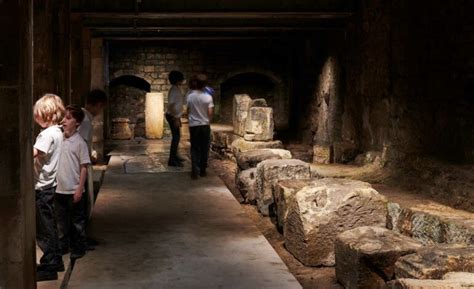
[33,94,65,281]
[56,105,91,259]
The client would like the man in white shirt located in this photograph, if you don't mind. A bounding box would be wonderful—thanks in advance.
[165,71,186,167]
[186,74,214,179]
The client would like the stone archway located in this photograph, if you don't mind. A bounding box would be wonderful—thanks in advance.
[217,70,288,130]
[109,75,152,138]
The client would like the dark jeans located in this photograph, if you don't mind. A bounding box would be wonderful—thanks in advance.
[189,125,211,175]
[36,186,63,267]
[55,193,87,255]
[165,113,181,164]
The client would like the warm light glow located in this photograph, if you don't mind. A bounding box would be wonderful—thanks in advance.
[145,92,164,139]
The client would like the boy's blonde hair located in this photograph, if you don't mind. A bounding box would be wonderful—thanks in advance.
[33,94,65,125]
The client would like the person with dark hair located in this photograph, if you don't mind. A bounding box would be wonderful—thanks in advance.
[165,70,186,166]
[186,74,214,179]
[56,105,91,260]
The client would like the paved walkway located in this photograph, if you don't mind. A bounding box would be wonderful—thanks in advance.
[53,140,300,289]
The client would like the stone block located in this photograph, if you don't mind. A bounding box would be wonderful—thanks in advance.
[313,144,331,164]
[233,94,252,137]
[244,107,274,141]
[284,178,387,266]
[335,226,423,289]
[274,179,321,232]
[236,149,292,170]
[236,168,257,203]
[388,272,474,289]
[387,202,473,245]
[111,118,133,140]
[395,246,474,279]
[211,130,240,149]
[230,138,283,155]
[256,159,311,216]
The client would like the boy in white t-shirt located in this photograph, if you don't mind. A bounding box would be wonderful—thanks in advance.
[33,94,65,281]
[56,105,91,260]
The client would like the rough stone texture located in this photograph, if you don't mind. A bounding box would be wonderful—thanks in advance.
[109,85,147,137]
[251,98,267,107]
[236,168,257,203]
[395,246,474,279]
[284,178,387,266]
[335,226,423,289]
[313,144,331,164]
[273,179,321,232]
[233,94,252,137]
[256,159,311,216]
[111,118,133,140]
[244,107,274,141]
[231,138,283,155]
[236,149,292,170]
[387,202,474,245]
[388,272,474,289]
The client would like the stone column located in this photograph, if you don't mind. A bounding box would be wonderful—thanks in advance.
[0,0,36,288]
[145,92,164,139]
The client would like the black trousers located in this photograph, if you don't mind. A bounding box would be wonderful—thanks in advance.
[55,193,87,255]
[165,113,181,164]
[189,125,211,175]
[36,187,63,267]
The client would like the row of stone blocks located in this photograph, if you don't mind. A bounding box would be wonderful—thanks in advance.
[211,130,474,288]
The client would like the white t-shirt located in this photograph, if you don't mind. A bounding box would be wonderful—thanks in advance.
[186,90,214,127]
[166,85,184,118]
[56,132,91,195]
[34,125,63,190]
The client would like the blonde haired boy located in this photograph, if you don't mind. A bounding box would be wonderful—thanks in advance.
[33,93,65,281]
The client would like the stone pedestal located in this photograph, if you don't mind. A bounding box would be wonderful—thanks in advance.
[284,178,387,266]
[145,92,164,139]
[233,94,252,137]
[335,226,422,289]
[244,107,274,141]
[111,118,133,140]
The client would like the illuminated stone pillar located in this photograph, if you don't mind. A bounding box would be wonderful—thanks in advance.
[145,92,164,139]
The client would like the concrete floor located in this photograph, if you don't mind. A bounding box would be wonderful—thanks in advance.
[47,140,300,289]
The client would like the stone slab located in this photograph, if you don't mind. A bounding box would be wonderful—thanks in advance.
[388,272,474,289]
[236,149,292,170]
[230,138,283,155]
[236,168,257,203]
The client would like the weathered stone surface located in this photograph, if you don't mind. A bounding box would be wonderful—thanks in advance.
[231,138,283,155]
[236,168,257,203]
[233,94,252,137]
[273,179,321,232]
[395,246,474,279]
[256,159,311,216]
[111,117,133,140]
[388,272,474,289]
[335,226,423,289]
[250,98,267,107]
[284,178,387,266]
[313,144,331,164]
[236,149,292,170]
[211,130,240,149]
[387,202,473,245]
[244,107,274,141]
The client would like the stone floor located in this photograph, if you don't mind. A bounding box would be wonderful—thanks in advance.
[39,138,301,289]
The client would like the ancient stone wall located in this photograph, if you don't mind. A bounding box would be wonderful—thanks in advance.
[108,40,290,130]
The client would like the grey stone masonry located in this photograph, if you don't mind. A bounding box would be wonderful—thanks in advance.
[236,149,292,170]
[273,179,321,232]
[284,178,387,266]
[233,94,252,137]
[394,245,474,280]
[231,138,283,155]
[244,107,274,141]
[255,159,311,216]
[335,226,423,289]
[388,272,474,289]
[236,168,258,203]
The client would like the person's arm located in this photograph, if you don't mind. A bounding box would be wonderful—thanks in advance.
[73,164,88,203]
[33,148,44,158]
[207,106,214,122]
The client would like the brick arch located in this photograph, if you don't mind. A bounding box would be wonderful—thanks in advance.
[109,74,151,92]
[215,69,288,130]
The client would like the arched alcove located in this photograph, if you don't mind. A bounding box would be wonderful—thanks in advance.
[219,72,276,125]
[109,75,151,138]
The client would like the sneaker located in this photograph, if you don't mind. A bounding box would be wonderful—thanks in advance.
[36,269,58,282]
